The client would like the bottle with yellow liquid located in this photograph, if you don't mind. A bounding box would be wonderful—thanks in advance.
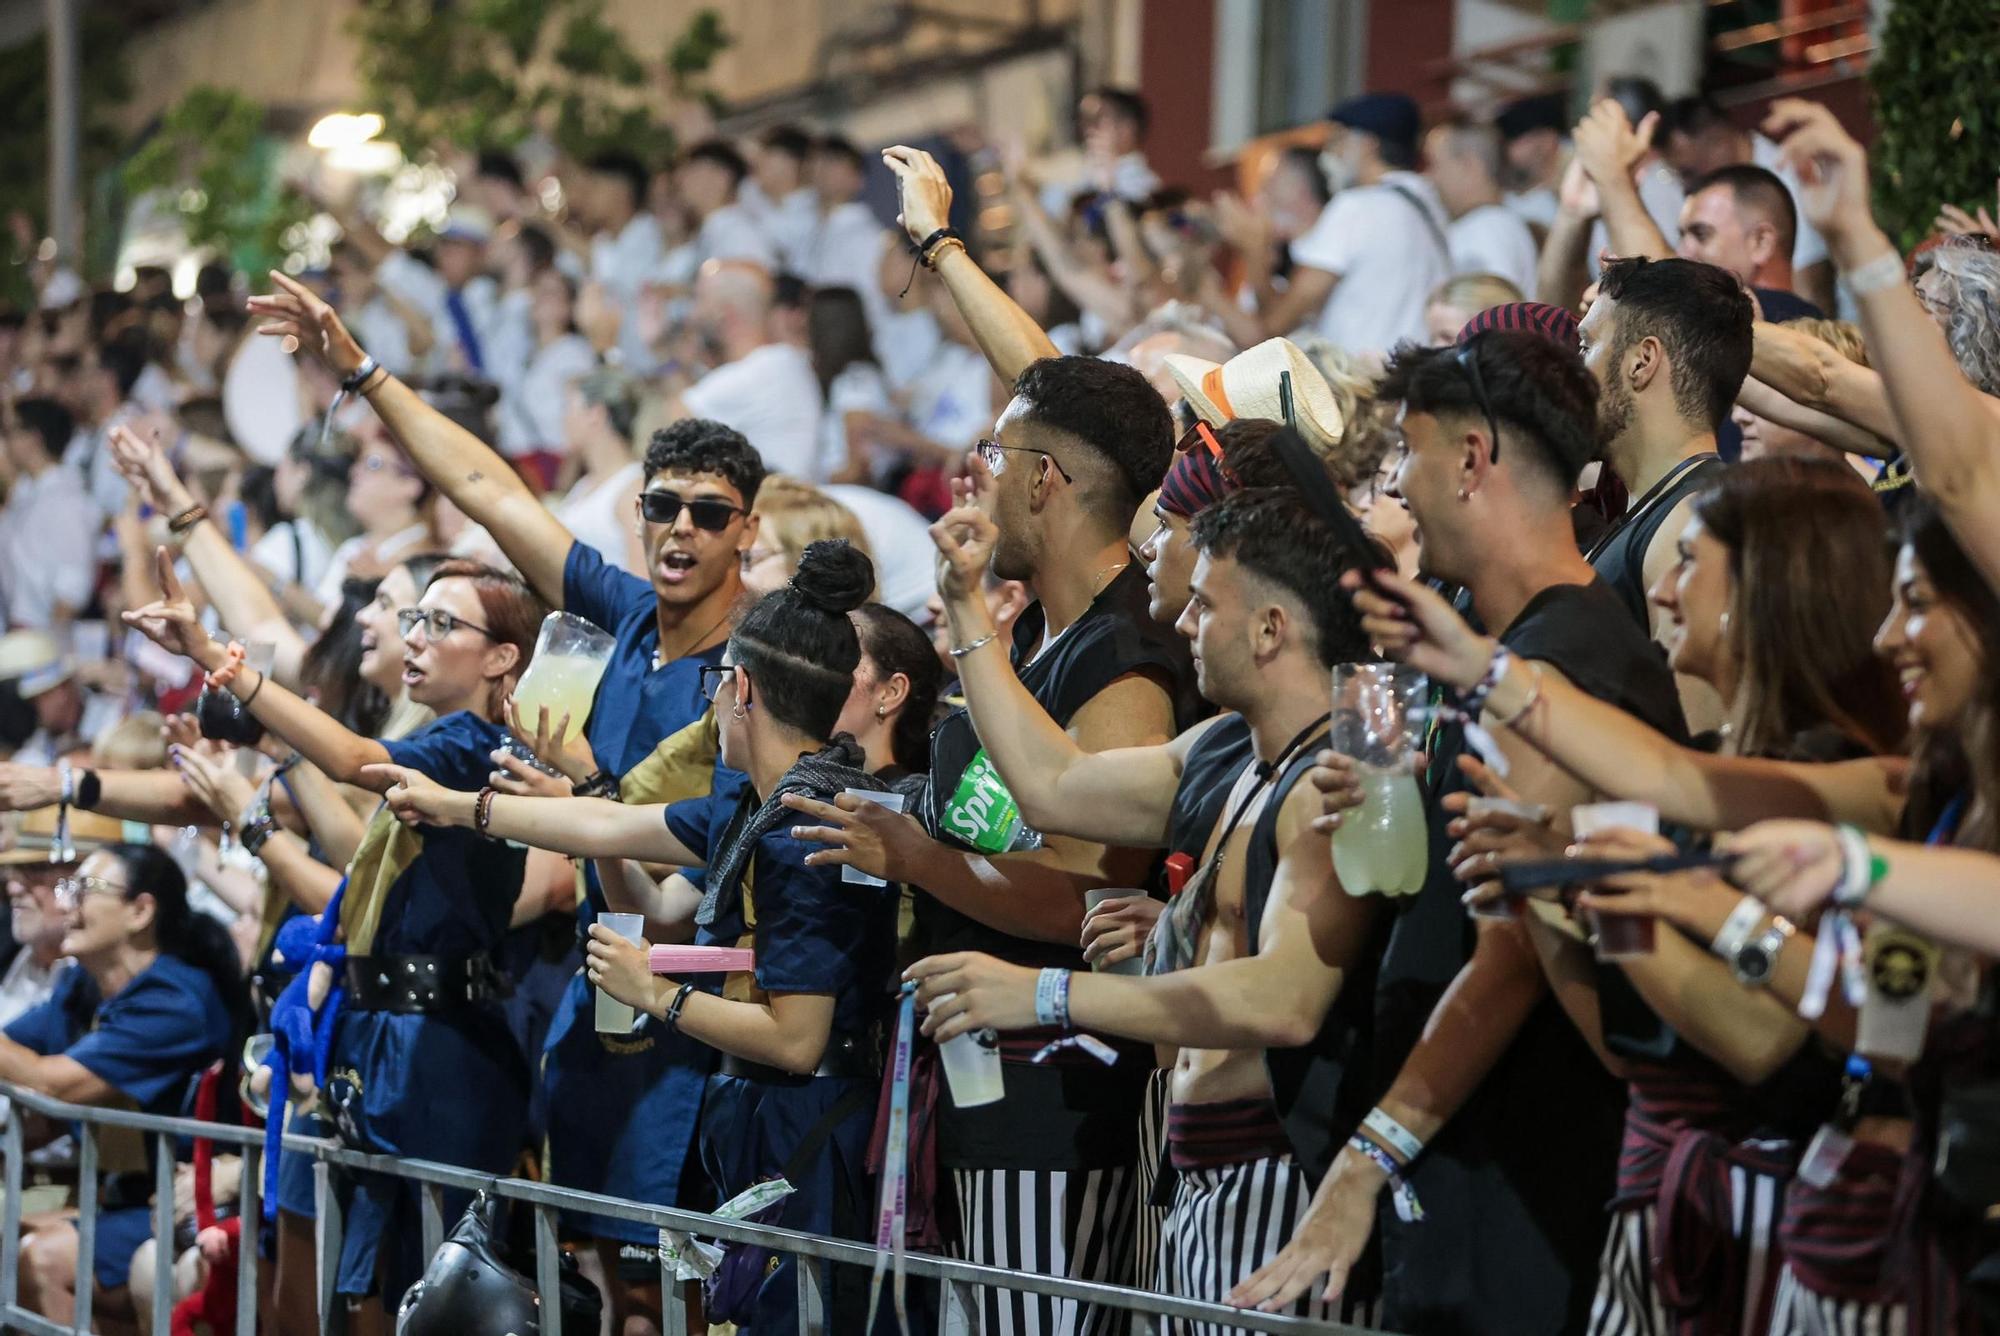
[506,613,616,769]
[1329,664,1430,897]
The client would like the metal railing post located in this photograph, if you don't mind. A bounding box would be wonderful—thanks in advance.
[73,1124,96,1335]
[237,1145,260,1336]
[533,1202,560,1325]
[419,1181,445,1260]
[314,1158,343,1335]
[1,1100,23,1312]
[796,1249,824,1336]
[658,1241,689,1336]
[150,1132,175,1334]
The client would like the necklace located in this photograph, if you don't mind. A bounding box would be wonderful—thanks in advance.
[1087,560,1128,599]
[653,605,734,671]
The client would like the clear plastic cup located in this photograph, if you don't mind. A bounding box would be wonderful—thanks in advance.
[508,612,616,773]
[1082,888,1148,975]
[595,913,646,1033]
[1330,663,1431,897]
[1571,802,1660,959]
[934,993,1004,1107]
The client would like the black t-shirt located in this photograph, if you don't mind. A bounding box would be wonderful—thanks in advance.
[1588,455,1727,632]
[918,563,1199,1172]
[1373,577,1687,1336]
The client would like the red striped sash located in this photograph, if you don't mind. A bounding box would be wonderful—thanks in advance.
[1166,1096,1293,1172]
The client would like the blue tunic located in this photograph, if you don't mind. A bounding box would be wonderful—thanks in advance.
[665,784,896,1333]
[322,710,531,1299]
[5,956,232,1290]
[542,540,730,1245]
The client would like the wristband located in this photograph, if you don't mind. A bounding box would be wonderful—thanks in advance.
[1461,646,1510,719]
[1348,1134,1425,1224]
[916,227,964,268]
[1844,250,1907,297]
[53,760,74,865]
[473,787,498,836]
[1832,824,1878,908]
[574,770,621,801]
[1035,968,1072,1028]
[663,980,696,1032]
[1488,660,1545,727]
[205,641,248,691]
[240,815,279,856]
[1362,1108,1425,1165]
[166,504,208,536]
[241,666,266,709]
[341,354,383,394]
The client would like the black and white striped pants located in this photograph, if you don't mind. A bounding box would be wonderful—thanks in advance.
[1157,1154,1344,1336]
[943,1166,1137,1336]
[1132,1068,1170,1305]
[1588,1168,1791,1336]
[1767,1267,1906,1336]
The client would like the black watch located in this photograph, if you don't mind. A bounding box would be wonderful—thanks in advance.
[1732,918,1795,988]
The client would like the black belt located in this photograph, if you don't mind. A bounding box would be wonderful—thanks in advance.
[718,1034,877,1086]
[345,953,508,1013]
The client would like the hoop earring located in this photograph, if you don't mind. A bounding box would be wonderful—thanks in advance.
[731,701,749,720]
[1718,609,1732,641]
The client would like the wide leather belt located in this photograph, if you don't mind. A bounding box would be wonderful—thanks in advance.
[345,953,507,1013]
[718,1033,877,1086]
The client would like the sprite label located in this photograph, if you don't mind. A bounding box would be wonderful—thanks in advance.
[940,748,1044,854]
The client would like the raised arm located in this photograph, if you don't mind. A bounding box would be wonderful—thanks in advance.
[932,502,1192,846]
[1735,375,1896,460]
[1767,99,2000,587]
[1349,569,1906,834]
[1573,101,1673,263]
[246,272,578,605]
[1536,159,1600,310]
[883,147,1058,386]
[370,765,702,867]
[1748,321,1904,442]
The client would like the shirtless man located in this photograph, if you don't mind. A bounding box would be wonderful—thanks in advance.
[904,484,1384,1324]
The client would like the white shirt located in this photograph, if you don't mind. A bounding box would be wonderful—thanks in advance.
[823,484,936,620]
[1039,151,1161,216]
[0,949,66,1032]
[497,333,597,459]
[345,294,420,378]
[744,184,822,272]
[316,522,433,607]
[374,251,507,378]
[1448,203,1541,298]
[907,342,996,454]
[15,690,123,766]
[681,343,824,479]
[800,201,888,298]
[553,461,645,578]
[696,203,778,271]
[248,519,335,596]
[0,466,99,629]
[817,362,894,481]
[1289,172,1454,354]
[1752,132,1829,270]
[591,213,667,301]
[1590,159,1684,276]
[876,309,942,394]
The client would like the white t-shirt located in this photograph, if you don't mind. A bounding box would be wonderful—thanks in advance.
[247,520,335,596]
[497,333,598,459]
[822,484,936,620]
[0,467,98,629]
[1505,186,1560,232]
[817,362,894,481]
[1448,203,1540,298]
[316,522,433,607]
[681,343,824,479]
[906,342,997,456]
[743,183,822,273]
[1289,172,1453,354]
[591,213,666,301]
[696,203,778,271]
[554,461,645,578]
[876,309,942,394]
[0,950,66,1033]
[1752,132,1829,271]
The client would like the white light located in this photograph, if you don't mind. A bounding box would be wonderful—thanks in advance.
[308,112,385,151]
[325,141,402,176]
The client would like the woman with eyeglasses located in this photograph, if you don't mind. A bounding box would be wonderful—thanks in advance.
[378,540,905,1333]
[119,545,548,1325]
[0,843,244,1328]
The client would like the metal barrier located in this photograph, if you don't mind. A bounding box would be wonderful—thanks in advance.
[0,1080,1386,1335]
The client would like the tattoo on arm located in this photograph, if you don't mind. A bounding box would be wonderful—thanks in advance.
[468,471,483,484]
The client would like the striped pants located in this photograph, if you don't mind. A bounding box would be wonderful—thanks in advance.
[943,1166,1137,1336]
[1768,1267,1907,1336]
[1157,1154,1341,1336]
[1588,1166,1792,1336]
[1132,1068,1170,1306]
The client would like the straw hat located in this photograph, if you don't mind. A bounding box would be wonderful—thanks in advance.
[0,805,133,866]
[0,631,71,699]
[1164,337,1346,453]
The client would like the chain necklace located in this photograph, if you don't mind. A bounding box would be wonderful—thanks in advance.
[653,605,734,671]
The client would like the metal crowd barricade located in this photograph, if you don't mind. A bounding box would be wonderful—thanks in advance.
[0,1080,1386,1335]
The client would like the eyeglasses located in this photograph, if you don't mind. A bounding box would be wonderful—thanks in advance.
[698,662,738,703]
[54,875,130,911]
[1453,339,1502,465]
[638,489,748,532]
[358,452,419,479]
[976,439,1074,484]
[397,607,496,641]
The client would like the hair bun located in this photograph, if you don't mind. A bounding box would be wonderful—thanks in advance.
[788,540,874,616]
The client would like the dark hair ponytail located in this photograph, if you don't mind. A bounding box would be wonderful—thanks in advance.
[104,843,253,1066]
[732,540,874,739]
[852,603,943,773]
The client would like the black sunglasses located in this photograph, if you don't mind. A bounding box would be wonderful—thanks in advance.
[1454,339,1502,465]
[638,489,748,532]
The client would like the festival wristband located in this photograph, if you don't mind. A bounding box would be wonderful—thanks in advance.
[1461,646,1511,719]
[1035,968,1072,1028]
[1832,824,1882,908]
[1348,1134,1425,1224]
[1844,250,1906,297]
[1363,1108,1425,1165]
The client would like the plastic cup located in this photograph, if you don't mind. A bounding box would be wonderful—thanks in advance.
[1082,888,1148,975]
[1463,797,1547,921]
[595,913,646,1033]
[841,789,907,886]
[1570,802,1660,959]
[934,994,1004,1108]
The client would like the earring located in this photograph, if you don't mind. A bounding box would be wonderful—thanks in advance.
[1457,488,1470,502]
[1718,610,1732,640]
[731,701,749,720]
[874,704,887,719]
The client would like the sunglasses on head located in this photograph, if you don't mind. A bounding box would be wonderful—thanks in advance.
[638,489,748,532]
[1174,419,1240,483]
[1454,338,1502,465]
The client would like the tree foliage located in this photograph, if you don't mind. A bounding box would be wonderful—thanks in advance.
[1869,0,2000,251]
[352,0,731,163]
[120,86,316,279]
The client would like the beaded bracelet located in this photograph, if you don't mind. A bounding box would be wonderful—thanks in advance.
[473,787,498,836]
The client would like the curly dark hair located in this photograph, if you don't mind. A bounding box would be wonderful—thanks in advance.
[1189,487,1372,669]
[1379,330,1601,489]
[1011,356,1173,525]
[643,418,767,504]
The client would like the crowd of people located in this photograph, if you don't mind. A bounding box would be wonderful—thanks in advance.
[0,64,1996,1336]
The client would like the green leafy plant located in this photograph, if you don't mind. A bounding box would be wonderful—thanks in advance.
[121,86,315,278]
[352,0,730,163]
[1869,0,2000,251]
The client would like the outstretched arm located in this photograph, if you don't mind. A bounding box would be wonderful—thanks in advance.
[883,147,1058,387]
[1748,321,1904,442]
[246,272,578,605]
[1735,375,1896,460]
[0,763,208,826]
[371,766,702,867]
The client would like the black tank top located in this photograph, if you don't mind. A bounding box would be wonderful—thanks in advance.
[1587,455,1725,630]
[1166,714,1258,864]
